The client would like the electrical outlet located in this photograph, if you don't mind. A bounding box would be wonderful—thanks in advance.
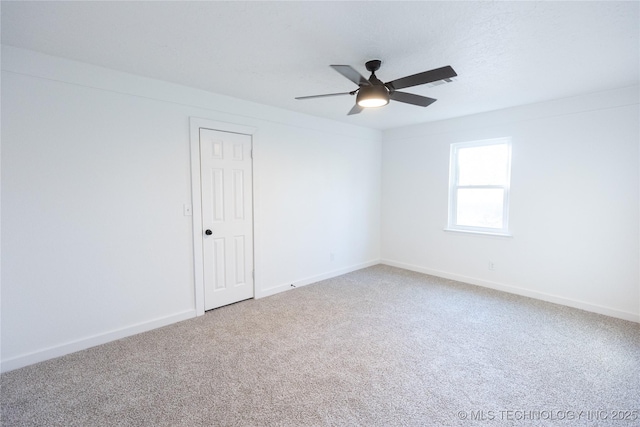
[330,252,335,262]
[488,261,495,271]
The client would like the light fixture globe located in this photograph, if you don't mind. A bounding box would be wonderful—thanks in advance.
[356,85,390,108]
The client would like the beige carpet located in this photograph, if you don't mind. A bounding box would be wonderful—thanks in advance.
[2,265,639,426]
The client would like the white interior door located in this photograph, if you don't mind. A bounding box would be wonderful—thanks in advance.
[200,128,254,310]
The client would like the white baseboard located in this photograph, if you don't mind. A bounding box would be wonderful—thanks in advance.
[258,259,380,298]
[6,260,634,373]
[1,309,197,373]
[381,259,640,323]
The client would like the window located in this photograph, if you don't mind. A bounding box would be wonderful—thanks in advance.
[447,138,512,235]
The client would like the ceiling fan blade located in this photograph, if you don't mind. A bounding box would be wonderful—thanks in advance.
[295,92,353,100]
[347,104,364,115]
[390,91,437,107]
[386,66,457,91]
[331,65,371,87]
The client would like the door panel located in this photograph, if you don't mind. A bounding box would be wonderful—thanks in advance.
[200,129,254,310]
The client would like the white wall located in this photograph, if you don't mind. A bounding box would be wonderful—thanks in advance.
[3,46,637,374]
[1,46,381,371]
[382,86,640,322]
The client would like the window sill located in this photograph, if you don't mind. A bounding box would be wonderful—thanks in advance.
[444,228,513,238]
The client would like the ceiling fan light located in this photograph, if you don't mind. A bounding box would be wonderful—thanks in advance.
[358,97,388,108]
[356,85,389,108]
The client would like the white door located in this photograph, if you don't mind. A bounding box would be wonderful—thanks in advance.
[200,128,254,310]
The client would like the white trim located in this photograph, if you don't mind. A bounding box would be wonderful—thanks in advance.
[258,259,380,299]
[380,259,640,323]
[0,310,196,373]
[443,228,513,238]
[189,118,258,316]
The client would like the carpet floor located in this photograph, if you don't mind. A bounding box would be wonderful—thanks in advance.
[1,265,639,426]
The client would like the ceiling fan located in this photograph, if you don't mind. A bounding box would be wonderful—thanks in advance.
[296,60,457,115]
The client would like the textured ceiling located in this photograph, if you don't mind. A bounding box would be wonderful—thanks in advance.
[2,1,639,130]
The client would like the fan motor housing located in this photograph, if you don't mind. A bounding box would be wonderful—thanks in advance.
[356,84,389,107]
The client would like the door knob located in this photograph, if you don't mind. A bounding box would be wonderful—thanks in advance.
[205,229,212,236]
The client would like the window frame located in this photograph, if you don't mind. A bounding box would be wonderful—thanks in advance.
[447,138,512,236]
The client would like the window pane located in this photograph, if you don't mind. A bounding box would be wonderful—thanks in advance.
[456,188,504,229]
[458,143,509,186]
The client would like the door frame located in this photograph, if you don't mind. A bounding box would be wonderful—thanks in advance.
[189,117,258,316]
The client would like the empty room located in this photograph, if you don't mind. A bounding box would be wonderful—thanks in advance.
[1,1,639,426]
